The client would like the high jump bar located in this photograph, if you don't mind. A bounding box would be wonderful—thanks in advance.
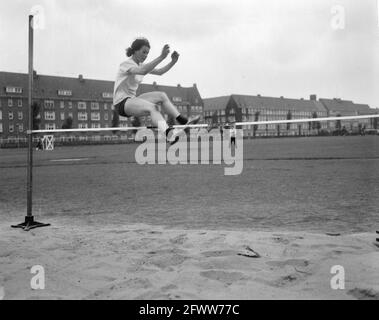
[28,124,209,134]
[236,114,379,127]
[28,115,379,134]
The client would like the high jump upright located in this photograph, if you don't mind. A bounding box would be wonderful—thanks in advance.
[12,15,50,231]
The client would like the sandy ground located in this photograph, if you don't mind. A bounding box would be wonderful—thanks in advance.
[1,216,378,300]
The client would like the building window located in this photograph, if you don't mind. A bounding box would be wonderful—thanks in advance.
[91,123,100,129]
[8,99,13,107]
[0,110,2,120]
[45,124,56,130]
[172,97,182,102]
[68,112,73,118]
[18,111,23,120]
[18,123,24,132]
[104,103,108,110]
[6,86,23,94]
[78,123,88,129]
[68,102,73,109]
[18,100,23,107]
[91,102,100,110]
[60,101,65,109]
[44,100,55,109]
[78,112,88,121]
[102,92,113,99]
[9,112,14,120]
[78,102,87,110]
[9,124,14,133]
[91,112,100,121]
[0,123,3,133]
[57,89,72,96]
[44,111,56,120]
[60,112,65,121]
[104,113,109,121]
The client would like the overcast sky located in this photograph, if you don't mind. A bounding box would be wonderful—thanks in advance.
[0,0,378,108]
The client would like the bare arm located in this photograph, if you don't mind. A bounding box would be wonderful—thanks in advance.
[150,51,180,76]
[127,45,171,75]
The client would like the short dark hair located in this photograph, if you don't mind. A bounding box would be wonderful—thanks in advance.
[126,38,150,57]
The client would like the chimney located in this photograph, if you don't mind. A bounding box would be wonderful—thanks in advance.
[153,81,157,86]
[280,96,284,99]
[310,94,317,101]
[177,84,181,88]
[193,83,197,88]
[257,94,261,97]
[78,74,84,82]
[33,70,38,79]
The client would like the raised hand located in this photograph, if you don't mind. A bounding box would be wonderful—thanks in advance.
[171,51,180,63]
[161,44,170,59]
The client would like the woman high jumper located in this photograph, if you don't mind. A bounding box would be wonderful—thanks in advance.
[113,38,200,144]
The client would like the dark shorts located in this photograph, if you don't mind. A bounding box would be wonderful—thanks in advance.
[114,97,131,117]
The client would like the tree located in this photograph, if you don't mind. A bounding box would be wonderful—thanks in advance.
[373,117,378,129]
[335,114,342,131]
[131,116,141,127]
[211,111,218,125]
[32,102,41,130]
[111,109,120,134]
[62,116,73,129]
[311,112,321,134]
[167,115,176,127]
[286,110,292,132]
[253,111,260,137]
[316,121,321,133]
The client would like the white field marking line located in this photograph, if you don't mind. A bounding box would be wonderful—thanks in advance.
[50,158,90,162]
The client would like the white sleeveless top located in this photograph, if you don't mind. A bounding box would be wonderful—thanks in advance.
[113,58,145,105]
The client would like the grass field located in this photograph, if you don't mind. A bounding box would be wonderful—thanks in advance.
[1,135,379,233]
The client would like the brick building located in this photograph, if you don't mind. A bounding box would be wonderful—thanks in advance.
[204,94,378,137]
[0,71,203,139]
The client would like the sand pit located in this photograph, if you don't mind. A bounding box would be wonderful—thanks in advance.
[1,216,378,300]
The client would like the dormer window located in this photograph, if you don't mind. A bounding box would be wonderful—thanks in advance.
[6,86,23,94]
[102,92,113,99]
[57,89,72,96]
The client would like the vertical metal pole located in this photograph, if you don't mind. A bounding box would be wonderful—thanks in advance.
[27,15,34,218]
[11,16,49,230]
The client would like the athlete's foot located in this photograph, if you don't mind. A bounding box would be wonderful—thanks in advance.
[166,128,183,145]
[184,115,201,134]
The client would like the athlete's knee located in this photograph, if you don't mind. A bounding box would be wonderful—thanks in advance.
[156,91,169,102]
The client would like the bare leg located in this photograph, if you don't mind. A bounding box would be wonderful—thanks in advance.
[123,97,168,133]
[137,91,181,119]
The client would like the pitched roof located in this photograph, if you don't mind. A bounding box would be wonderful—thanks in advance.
[353,104,378,115]
[203,96,232,111]
[138,83,201,105]
[0,71,114,100]
[231,94,327,112]
[318,98,359,114]
[0,72,201,105]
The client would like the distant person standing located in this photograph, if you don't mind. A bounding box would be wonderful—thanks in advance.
[230,126,237,147]
[36,137,43,151]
